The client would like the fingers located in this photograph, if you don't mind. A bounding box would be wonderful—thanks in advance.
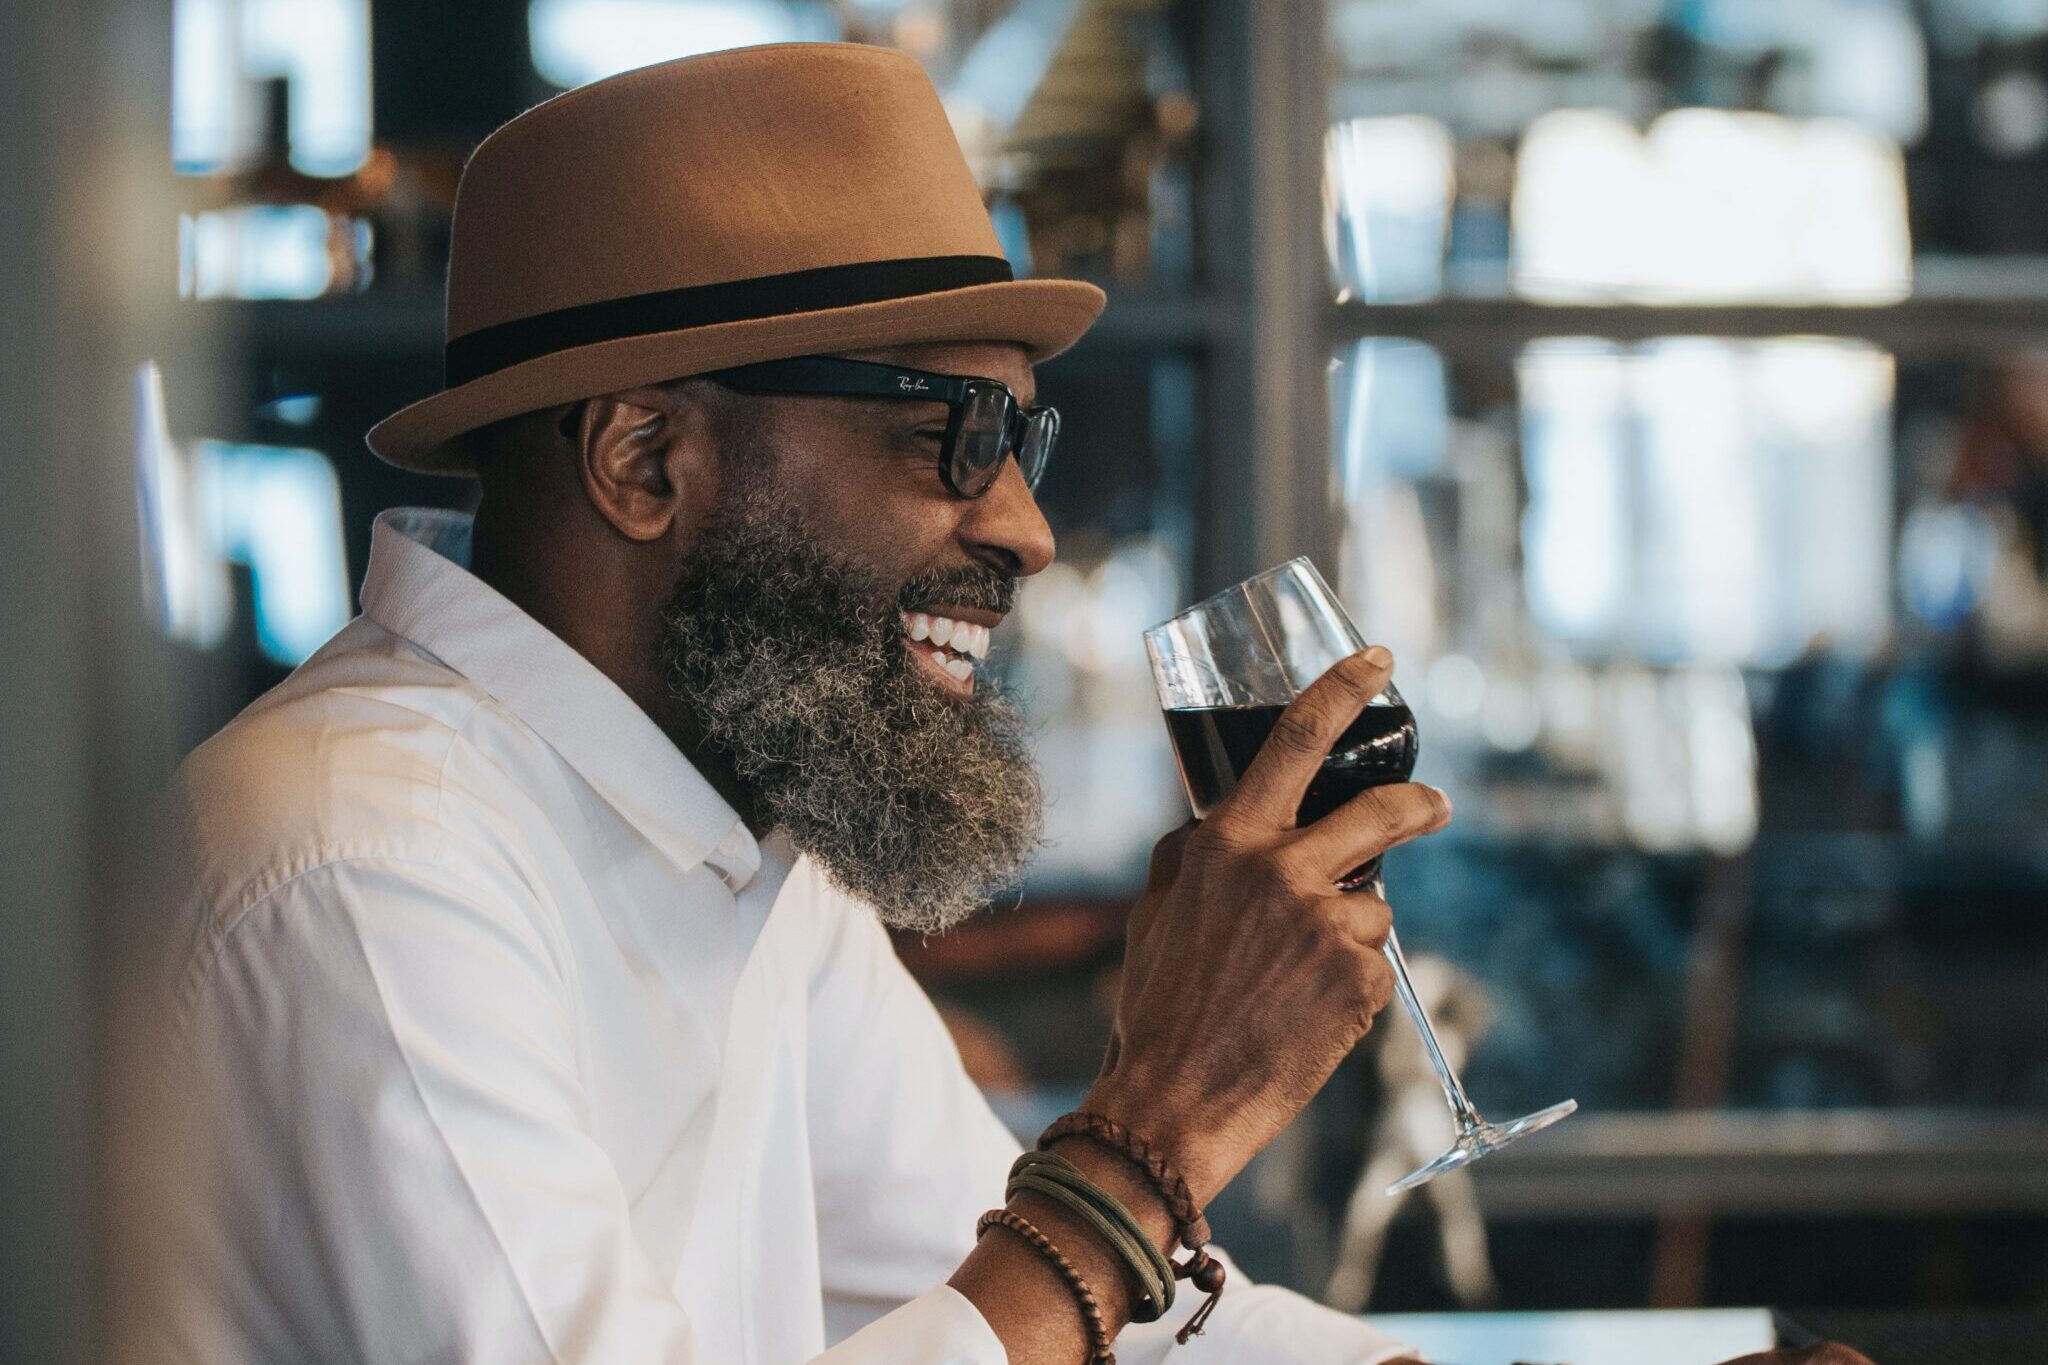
[1146,821,1195,884]
[1320,894,1396,1027]
[1286,781,1451,881]
[1128,821,1195,947]
[1323,885,1393,954]
[1213,647,1395,835]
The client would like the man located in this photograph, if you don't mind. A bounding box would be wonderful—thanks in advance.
[123,43,1870,1365]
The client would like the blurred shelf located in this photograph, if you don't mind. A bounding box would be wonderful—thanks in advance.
[199,288,445,362]
[191,285,1228,363]
[1081,288,1230,348]
[1420,825,2048,871]
[1466,1109,2048,1218]
[1331,256,2048,359]
[1332,295,2048,359]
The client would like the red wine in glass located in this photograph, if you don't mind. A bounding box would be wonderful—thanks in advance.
[1145,556,1574,1192]
[1163,701,1419,888]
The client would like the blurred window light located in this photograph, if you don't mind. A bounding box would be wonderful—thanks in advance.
[198,441,353,664]
[1748,339,1896,659]
[528,0,821,88]
[1931,0,2048,48]
[135,363,231,651]
[1634,340,1766,663]
[1339,476,1441,667]
[1518,338,1894,667]
[134,365,352,667]
[1509,109,1653,300]
[945,0,1078,135]
[172,0,371,176]
[1332,339,1449,491]
[1518,341,1632,645]
[179,205,372,299]
[1899,501,1999,627]
[1324,115,1456,303]
[1976,70,2048,157]
[1684,0,1927,142]
[1512,108,1911,303]
[1008,538,1186,891]
[1332,340,1449,668]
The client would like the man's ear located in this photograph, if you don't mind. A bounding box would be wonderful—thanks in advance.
[573,388,720,544]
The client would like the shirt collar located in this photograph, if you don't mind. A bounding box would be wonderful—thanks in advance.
[358,506,761,884]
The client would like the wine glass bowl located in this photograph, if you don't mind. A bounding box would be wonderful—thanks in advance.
[1144,558,1576,1194]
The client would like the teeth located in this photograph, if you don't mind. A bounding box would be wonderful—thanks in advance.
[903,612,994,665]
[944,657,974,682]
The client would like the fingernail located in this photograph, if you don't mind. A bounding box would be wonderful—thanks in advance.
[1363,645,1392,667]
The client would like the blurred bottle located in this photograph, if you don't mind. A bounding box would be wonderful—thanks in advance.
[179,77,387,299]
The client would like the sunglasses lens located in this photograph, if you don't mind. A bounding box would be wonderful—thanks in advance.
[1018,409,1058,490]
[951,383,1012,496]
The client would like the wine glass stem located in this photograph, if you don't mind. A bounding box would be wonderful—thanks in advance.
[1380,921,1485,1134]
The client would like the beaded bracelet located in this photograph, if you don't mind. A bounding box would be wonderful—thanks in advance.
[1038,1111,1228,1342]
[977,1207,1117,1364]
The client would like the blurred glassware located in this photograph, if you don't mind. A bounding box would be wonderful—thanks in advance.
[174,0,371,177]
[134,363,351,667]
[174,74,386,298]
[1325,116,1456,303]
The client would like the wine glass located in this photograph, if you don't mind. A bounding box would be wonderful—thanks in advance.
[1143,557,1576,1193]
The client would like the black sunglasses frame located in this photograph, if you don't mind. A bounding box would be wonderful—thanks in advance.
[701,355,1059,498]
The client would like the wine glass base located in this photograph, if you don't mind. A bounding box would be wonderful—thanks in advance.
[1385,1098,1579,1195]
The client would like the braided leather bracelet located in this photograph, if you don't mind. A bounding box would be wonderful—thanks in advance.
[977,1207,1117,1364]
[1038,1111,1227,1343]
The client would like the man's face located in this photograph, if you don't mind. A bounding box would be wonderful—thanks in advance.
[654,342,1057,933]
[736,341,1054,688]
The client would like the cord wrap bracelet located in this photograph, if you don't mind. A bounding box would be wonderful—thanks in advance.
[1038,1111,1227,1344]
[977,1207,1117,1364]
[1007,1150,1174,1322]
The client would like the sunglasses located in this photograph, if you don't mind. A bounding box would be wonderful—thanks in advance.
[702,355,1060,499]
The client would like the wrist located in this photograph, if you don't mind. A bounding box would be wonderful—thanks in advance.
[1077,1078,1232,1209]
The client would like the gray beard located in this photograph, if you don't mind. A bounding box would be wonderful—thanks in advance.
[653,479,1043,934]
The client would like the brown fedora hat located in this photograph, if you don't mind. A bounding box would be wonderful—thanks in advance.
[368,42,1105,475]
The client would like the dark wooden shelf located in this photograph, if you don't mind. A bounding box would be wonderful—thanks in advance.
[197,287,445,361]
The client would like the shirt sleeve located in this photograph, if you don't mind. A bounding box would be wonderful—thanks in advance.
[152,854,1003,1365]
[801,882,1420,1364]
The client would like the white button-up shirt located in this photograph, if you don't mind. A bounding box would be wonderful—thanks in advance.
[134,507,1412,1365]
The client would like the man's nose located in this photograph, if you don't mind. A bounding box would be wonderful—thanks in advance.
[960,455,1056,578]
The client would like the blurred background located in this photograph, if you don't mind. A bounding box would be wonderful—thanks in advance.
[5,0,2048,1360]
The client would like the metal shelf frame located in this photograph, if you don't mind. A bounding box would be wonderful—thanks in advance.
[1329,292,2048,361]
[1467,1109,2048,1218]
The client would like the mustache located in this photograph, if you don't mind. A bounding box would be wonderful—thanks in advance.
[896,566,1017,617]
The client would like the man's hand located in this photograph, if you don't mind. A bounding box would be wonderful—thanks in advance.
[1084,646,1451,1204]
[954,648,1450,1365]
